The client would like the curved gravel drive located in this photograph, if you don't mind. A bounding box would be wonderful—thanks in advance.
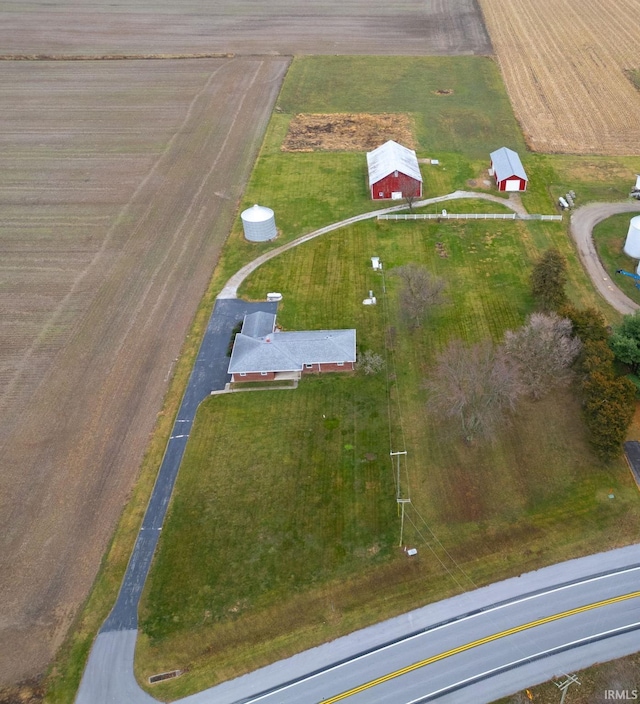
[218,191,524,299]
[570,201,640,315]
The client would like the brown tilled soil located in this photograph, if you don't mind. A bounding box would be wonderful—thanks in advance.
[0,0,491,57]
[0,679,44,704]
[0,56,289,686]
[281,113,416,152]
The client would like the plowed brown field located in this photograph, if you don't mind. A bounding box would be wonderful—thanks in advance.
[479,0,640,154]
[0,0,490,57]
[0,56,288,685]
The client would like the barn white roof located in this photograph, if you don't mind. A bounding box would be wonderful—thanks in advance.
[490,147,527,182]
[367,140,422,184]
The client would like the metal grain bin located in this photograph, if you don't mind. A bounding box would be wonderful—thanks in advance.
[241,204,277,242]
[624,215,640,260]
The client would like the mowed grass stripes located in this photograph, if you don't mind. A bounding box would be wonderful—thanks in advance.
[136,56,640,699]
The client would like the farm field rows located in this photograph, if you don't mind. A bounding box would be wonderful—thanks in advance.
[0,0,490,57]
[0,56,288,686]
[479,0,640,154]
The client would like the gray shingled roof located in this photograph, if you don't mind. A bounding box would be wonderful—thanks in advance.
[241,311,276,339]
[366,140,422,185]
[489,147,527,182]
[228,328,356,374]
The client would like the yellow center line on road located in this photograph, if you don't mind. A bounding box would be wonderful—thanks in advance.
[321,590,640,703]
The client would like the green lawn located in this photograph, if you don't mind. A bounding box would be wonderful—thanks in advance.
[46,55,640,704]
[276,56,527,159]
[137,213,640,699]
[134,56,640,699]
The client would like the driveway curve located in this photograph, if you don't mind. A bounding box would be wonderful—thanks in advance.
[217,191,525,299]
[570,201,640,315]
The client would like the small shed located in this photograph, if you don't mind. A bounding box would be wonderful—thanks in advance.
[489,147,528,192]
[366,141,422,201]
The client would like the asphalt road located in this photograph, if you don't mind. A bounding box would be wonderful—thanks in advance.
[100,298,277,633]
[76,544,640,704]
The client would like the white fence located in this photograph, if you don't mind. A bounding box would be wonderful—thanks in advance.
[378,213,562,222]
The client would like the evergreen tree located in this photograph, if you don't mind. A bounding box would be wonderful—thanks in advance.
[530,247,568,311]
[609,310,640,373]
[558,304,609,343]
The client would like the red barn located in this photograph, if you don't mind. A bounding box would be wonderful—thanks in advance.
[367,140,422,201]
[489,147,528,192]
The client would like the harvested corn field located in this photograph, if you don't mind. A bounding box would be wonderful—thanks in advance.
[281,113,415,152]
[479,0,640,154]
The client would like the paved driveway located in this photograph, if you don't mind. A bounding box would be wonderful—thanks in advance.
[100,298,277,633]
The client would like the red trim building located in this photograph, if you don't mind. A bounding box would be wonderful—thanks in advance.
[228,312,356,383]
[367,140,422,201]
[489,147,528,192]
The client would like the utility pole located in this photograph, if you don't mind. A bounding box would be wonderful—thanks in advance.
[397,498,411,546]
[390,450,407,501]
[390,451,410,545]
[554,674,580,704]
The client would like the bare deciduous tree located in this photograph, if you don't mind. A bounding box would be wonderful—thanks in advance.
[356,350,385,375]
[425,339,522,442]
[503,312,582,399]
[392,263,445,329]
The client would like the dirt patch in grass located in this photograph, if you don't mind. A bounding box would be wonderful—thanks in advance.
[281,113,416,152]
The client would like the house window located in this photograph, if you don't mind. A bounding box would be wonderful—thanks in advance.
[337,362,344,367]
[379,192,384,197]
[239,372,247,377]
[394,170,398,177]
[305,364,314,369]
[260,372,268,376]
